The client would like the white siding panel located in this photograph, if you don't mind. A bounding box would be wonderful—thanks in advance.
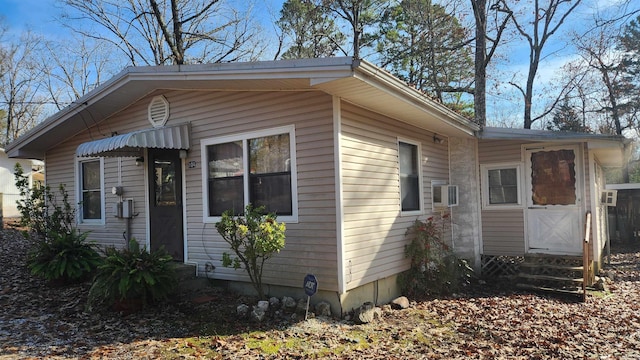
[340,102,450,290]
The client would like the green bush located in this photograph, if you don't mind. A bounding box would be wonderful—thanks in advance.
[399,215,474,298]
[27,229,102,284]
[88,238,177,310]
[14,163,74,239]
[215,204,286,300]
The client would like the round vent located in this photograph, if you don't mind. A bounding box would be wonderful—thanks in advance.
[148,95,170,127]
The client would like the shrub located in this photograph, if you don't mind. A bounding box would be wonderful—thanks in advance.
[399,214,474,298]
[14,163,74,239]
[88,238,177,310]
[27,229,102,284]
[215,204,286,300]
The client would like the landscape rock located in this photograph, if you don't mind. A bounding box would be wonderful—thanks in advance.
[390,296,410,310]
[354,302,382,324]
[296,298,308,314]
[282,296,297,312]
[256,300,269,312]
[251,307,266,322]
[236,304,249,318]
[269,297,280,309]
[315,301,332,317]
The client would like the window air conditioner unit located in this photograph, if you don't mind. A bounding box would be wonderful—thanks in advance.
[433,184,458,208]
[601,190,617,207]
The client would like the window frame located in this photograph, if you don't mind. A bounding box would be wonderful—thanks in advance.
[480,162,523,210]
[76,157,105,225]
[201,125,298,223]
[398,138,423,215]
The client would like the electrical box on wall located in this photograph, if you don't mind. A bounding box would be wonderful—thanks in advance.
[113,199,135,218]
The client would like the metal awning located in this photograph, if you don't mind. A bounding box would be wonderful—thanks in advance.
[76,123,191,157]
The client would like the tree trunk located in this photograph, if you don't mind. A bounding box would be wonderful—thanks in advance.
[472,0,487,127]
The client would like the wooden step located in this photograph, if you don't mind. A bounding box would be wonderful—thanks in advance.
[519,262,583,271]
[518,273,583,283]
[516,283,581,295]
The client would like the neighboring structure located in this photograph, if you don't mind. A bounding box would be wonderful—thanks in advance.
[0,148,41,221]
[5,57,627,314]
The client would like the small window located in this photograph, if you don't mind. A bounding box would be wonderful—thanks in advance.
[202,126,297,222]
[399,140,421,213]
[481,163,522,209]
[78,158,104,223]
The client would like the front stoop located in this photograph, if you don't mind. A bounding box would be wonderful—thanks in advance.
[516,254,586,298]
[174,263,211,292]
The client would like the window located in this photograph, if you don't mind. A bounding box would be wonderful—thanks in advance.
[202,126,297,221]
[78,158,104,223]
[399,140,422,213]
[481,163,522,209]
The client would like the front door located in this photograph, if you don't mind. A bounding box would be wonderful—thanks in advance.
[525,145,583,255]
[148,149,184,260]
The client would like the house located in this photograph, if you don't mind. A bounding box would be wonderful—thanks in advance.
[0,148,42,222]
[5,57,627,313]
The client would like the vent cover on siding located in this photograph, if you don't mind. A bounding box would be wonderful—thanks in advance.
[148,95,170,128]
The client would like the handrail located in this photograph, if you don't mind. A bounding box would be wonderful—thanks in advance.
[582,211,592,302]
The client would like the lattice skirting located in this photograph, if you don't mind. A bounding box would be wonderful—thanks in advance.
[481,255,524,278]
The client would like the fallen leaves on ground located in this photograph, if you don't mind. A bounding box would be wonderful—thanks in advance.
[1,227,640,359]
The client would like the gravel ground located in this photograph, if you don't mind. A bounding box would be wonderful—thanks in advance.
[1,227,640,359]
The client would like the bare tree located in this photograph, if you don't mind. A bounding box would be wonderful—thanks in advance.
[500,0,582,129]
[0,32,47,145]
[39,36,119,110]
[61,0,264,65]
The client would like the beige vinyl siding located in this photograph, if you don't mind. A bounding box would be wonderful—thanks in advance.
[45,105,150,249]
[340,102,449,290]
[175,90,339,291]
[481,211,525,255]
[478,139,525,256]
[44,89,339,291]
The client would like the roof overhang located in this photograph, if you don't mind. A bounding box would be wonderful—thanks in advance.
[6,57,478,160]
[479,127,630,167]
[76,122,191,158]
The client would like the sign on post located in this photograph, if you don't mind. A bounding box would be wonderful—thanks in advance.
[303,274,318,320]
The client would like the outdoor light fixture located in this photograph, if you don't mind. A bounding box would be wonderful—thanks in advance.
[135,157,144,166]
[433,134,444,144]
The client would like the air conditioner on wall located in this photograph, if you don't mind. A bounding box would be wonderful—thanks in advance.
[601,190,618,207]
[432,183,458,208]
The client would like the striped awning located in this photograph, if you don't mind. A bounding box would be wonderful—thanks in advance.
[76,123,191,157]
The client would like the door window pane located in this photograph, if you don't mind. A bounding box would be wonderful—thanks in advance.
[154,159,177,206]
[531,149,576,205]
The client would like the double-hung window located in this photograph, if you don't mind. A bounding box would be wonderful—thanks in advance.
[78,158,104,223]
[481,163,522,209]
[399,140,422,213]
[202,125,297,221]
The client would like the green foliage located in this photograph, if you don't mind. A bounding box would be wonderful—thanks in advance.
[215,204,286,299]
[88,238,177,309]
[399,215,473,298]
[277,0,345,59]
[546,96,591,133]
[14,163,74,238]
[27,228,101,283]
[376,0,473,105]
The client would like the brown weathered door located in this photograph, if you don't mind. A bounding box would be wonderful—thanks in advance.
[148,149,184,260]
